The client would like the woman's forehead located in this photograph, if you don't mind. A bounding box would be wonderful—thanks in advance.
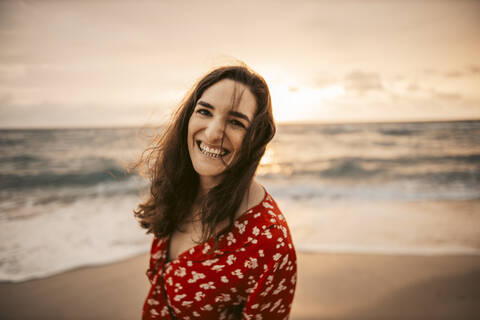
[199,79,257,117]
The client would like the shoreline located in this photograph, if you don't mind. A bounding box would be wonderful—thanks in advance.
[1,252,480,319]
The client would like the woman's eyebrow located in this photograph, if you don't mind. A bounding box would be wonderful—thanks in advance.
[197,100,251,123]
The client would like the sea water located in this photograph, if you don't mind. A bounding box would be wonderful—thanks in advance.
[1,121,479,282]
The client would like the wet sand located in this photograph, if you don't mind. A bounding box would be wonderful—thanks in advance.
[1,252,479,319]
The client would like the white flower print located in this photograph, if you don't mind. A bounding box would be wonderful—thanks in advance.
[193,311,201,317]
[181,300,193,307]
[174,282,183,293]
[187,261,193,267]
[152,250,163,260]
[150,308,159,316]
[270,298,282,312]
[189,247,195,254]
[263,229,272,239]
[201,304,213,311]
[221,275,229,283]
[202,258,218,266]
[258,249,264,257]
[174,294,186,301]
[199,281,216,290]
[260,284,274,297]
[273,278,287,295]
[194,291,205,301]
[211,264,225,271]
[160,306,170,316]
[187,271,206,283]
[253,212,261,218]
[244,257,258,269]
[232,269,244,279]
[226,232,236,246]
[175,267,187,277]
[214,293,231,303]
[252,226,260,236]
[251,303,259,309]
[262,202,273,209]
[234,220,246,234]
[279,254,289,269]
[147,298,159,306]
[226,254,236,265]
[266,275,274,284]
[166,277,173,286]
[260,302,271,311]
[202,243,211,254]
[245,287,255,294]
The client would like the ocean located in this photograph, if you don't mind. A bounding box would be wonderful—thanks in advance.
[1,121,479,282]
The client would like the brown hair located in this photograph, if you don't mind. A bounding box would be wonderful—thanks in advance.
[134,64,275,243]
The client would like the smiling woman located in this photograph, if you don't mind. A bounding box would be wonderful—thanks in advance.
[187,79,257,190]
[133,65,297,319]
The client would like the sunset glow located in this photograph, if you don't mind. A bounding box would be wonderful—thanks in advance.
[1,0,479,128]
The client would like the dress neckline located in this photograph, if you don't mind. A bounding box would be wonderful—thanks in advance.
[165,189,268,264]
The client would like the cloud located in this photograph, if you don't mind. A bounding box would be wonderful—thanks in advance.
[344,71,383,94]
[431,90,462,101]
[313,73,338,88]
[445,71,463,78]
[467,65,480,75]
[407,83,419,92]
[443,66,480,78]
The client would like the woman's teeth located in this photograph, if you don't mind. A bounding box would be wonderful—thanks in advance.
[198,142,226,158]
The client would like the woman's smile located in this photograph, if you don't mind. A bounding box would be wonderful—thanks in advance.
[196,141,229,158]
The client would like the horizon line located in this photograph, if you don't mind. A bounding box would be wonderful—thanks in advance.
[1,117,479,130]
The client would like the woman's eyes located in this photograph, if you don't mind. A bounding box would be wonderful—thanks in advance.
[229,119,246,129]
[196,108,246,129]
[196,108,212,116]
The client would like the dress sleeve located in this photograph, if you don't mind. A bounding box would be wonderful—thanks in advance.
[241,226,297,320]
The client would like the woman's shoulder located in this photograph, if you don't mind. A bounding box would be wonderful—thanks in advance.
[232,186,294,249]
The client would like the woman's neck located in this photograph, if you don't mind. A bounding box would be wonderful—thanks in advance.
[198,176,221,196]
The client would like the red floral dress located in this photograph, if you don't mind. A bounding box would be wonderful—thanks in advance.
[142,192,297,320]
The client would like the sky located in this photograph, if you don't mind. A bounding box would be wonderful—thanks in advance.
[1,0,479,128]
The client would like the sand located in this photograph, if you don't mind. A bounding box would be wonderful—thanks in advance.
[1,252,479,320]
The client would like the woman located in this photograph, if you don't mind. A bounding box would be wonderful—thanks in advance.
[135,65,297,320]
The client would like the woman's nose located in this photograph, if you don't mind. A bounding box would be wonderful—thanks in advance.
[204,119,224,142]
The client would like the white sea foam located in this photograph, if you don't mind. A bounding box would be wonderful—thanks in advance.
[274,193,480,257]
[1,185,479,283]
[0,192,150,282]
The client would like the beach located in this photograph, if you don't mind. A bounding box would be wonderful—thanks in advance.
[1,252,479,319]
[1,123,480,318]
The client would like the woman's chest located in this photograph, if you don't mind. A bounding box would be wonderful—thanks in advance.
[158,246,263,317]
[168,228,203,262]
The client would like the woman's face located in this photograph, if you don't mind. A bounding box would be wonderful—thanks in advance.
[187,79,257,189]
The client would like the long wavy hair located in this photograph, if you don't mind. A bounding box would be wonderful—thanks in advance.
[134,65,275,244]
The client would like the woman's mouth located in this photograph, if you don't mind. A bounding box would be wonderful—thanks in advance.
[197,141,229,159]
